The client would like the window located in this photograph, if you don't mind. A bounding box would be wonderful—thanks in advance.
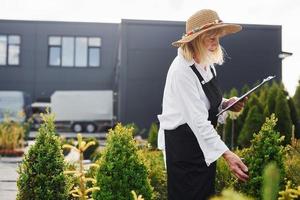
[75,37,87,67]
[0,34,21,66]
[48,36,101,67]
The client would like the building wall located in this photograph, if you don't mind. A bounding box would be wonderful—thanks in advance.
[0,20,119,101]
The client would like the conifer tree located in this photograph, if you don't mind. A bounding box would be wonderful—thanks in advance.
[237,94,264,147]
[93,123,153,200]
[287,97,300,139]
[293,80,300,117]
[147,122,158,149]
[264,82,280,117]
[17,113,69,200]
[238,105,265,147]
[258,82,269,106]
[275,89,293,144]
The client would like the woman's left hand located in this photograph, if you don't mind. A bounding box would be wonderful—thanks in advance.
[223,96,248,112]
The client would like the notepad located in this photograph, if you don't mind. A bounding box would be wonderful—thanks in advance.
[216,75,276,117]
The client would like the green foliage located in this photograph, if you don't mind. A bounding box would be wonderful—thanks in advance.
[125,123,147,138]
[238,104,264,147]
[287,98,300,139]
[214,163,281,200]
[275,90,293,144]
[265,82,280,117]
[215,157,235,194]
[210,189,253,200]
[93,123,153,200]
[147,122,158,149]
[284,138,300,187]
[22,118,32,140]
[278,181,300,200]
[234,114,286,199]
[262,163,280,200]
[64,133,100,199]
[258,83,269,106]
[235,92,254,147]
[224,81,296,149]
[125,123,140,136]
[293,80,300,117]
[139,149,167,200]
[0,118,24,151]
[17,113,69,200]
[90,147,102,163]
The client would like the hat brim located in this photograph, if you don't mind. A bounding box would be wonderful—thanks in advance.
[171,23,242,47]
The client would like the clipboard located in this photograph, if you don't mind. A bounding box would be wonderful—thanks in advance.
[216,75,276,117]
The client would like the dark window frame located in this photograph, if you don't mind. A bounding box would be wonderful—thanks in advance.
[0,34,21,67]
[48,35,101,68]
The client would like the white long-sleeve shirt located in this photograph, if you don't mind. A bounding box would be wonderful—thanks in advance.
[157,48,229,166]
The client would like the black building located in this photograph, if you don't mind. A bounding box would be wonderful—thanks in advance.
[0,19,282,130]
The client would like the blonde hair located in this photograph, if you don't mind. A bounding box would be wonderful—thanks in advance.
[180,28,225,67]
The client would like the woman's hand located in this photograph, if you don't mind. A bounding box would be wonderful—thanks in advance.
[223,96,248,112]
[222,150,249,182]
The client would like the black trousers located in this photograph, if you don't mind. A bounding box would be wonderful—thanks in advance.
[165,124,216,200]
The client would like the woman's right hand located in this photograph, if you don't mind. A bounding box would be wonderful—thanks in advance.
[222,150,249,182]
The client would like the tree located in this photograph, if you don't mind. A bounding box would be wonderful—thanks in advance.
[237,105,264,147]
[147,122,159,149]
[93,123,153,200]
[264,82,280,117]
[287,97,300,139]
[274,89,293,144]
[293,80,300,117]
[17,113,69,200]
[237,93,264,148]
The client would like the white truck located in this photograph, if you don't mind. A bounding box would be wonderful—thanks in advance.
[51,90,114,133]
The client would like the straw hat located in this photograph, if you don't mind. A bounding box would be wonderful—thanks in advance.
[172,9,242,47]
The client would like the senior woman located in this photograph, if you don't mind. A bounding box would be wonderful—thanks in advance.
[157,9,249,200]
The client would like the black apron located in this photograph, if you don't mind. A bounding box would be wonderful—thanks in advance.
[165,64,222,200]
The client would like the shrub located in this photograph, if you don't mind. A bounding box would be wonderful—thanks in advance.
[0,118,24,151]
[124,123,148,139]
[93,123,153,200]
[215,157,235,194]
[234,114,286,198]
[16,112,69,200]
[284,138,300,187]
[147,122,158,149]
[139,149,167,200]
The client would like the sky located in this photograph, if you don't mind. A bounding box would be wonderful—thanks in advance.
[0,0,299,95]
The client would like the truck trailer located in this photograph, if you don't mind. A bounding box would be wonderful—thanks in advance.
[51,90,114,133]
